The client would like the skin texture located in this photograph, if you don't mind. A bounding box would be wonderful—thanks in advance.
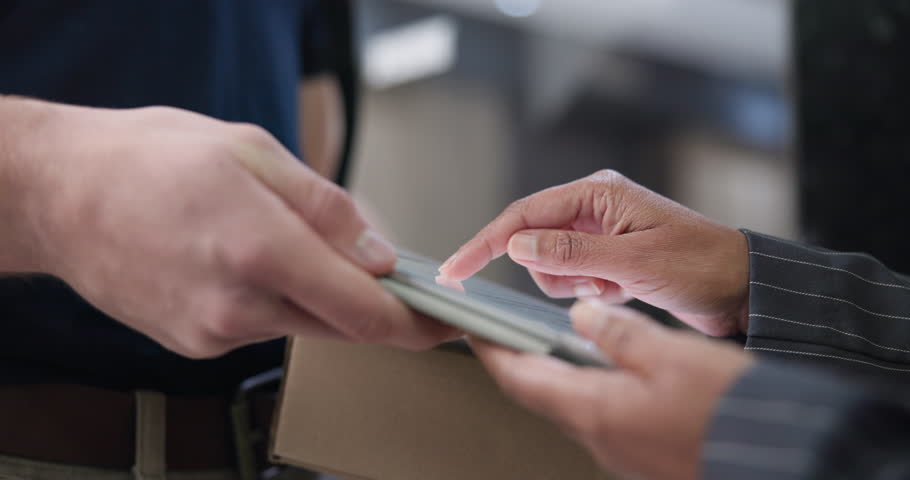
[299,75,344,181]
[472,302,754,480]
[0,97,455,358]
[440,169,751,337]
[443,170,757,479]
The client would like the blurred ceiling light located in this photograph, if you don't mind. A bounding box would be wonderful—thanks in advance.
[364,15,458,90]
[494,0,542,18]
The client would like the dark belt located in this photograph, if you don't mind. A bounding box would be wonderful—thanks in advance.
[0,384,274,471]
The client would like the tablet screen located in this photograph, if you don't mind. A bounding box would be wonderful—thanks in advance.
[394,250,574,334]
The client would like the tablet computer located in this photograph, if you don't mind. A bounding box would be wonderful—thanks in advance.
[379,250,611,368]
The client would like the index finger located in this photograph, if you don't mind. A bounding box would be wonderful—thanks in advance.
[232,125,396,276]
[439,180,589,281]
[222,188,456,350]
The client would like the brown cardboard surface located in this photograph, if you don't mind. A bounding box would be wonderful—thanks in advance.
[272,337,609,480]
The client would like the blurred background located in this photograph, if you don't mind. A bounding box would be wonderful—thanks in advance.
[348,0,795,295]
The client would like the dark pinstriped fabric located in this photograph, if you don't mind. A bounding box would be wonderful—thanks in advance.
[703,231,910,479]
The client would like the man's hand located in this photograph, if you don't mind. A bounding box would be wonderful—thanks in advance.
[9,100,454,358]
[440,170,750,336]
[472,301,754,480]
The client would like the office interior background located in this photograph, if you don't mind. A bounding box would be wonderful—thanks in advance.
[348,0,893,297]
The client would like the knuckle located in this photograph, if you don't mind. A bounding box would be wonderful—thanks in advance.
[347,313,393,344]
[501,197,531,225]
[549,231,585,267]
[313,181,354,218]
[178,332,229,359]
[589,169,625,184]
[586,170,626,217]
[598,317,638,363]
[505,197,528,215]
[201,294,248,341]
[191,287,269,357]
[134,106,194,130]
[219,237,274,282]
[232,122,277,149]
[530,272,556,294]
[532,273,571,299]
[305,180,354,227]
[140,105,180,117]
[181,343,224,360]
[352,319,392,344]
[143,105,197,118]
[623,274,667,297]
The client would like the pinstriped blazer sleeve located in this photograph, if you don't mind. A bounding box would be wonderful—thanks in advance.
[742,229,910,375]
[702,230,910,479]
[704,361,910,479]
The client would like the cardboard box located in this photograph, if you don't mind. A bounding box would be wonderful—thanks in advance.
[271,337,609,480]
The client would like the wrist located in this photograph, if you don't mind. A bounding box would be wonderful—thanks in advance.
[731,228,751,332]
[719,226,750,333]
[0,96,69,273]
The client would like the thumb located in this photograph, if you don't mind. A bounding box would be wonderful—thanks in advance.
[292,177,397,275]
[570,301,666,371]
[238,141,396,275]
[507,229,640,280]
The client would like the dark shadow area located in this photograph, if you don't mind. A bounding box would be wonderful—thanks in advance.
[796,0,910,273]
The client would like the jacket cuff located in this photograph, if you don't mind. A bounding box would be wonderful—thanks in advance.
[739,229,910,377]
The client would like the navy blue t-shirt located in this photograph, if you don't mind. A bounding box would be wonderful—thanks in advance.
[0,0,335,395]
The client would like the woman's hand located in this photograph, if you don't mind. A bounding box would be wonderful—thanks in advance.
[472,301,755,480]
[440,170,750,336]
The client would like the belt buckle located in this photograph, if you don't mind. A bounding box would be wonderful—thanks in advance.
[231,368,284,480]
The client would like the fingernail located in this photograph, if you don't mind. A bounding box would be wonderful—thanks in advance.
[356,229,396,267]
[570,300,609,338]
[573,281,603,298]
[508,233,538,261]
[435,275,466,293]
[438,253,457,274]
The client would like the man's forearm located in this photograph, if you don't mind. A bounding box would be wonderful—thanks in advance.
[0,96,57,273]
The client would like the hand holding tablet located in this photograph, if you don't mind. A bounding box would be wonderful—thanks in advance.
[380,250,612,368]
